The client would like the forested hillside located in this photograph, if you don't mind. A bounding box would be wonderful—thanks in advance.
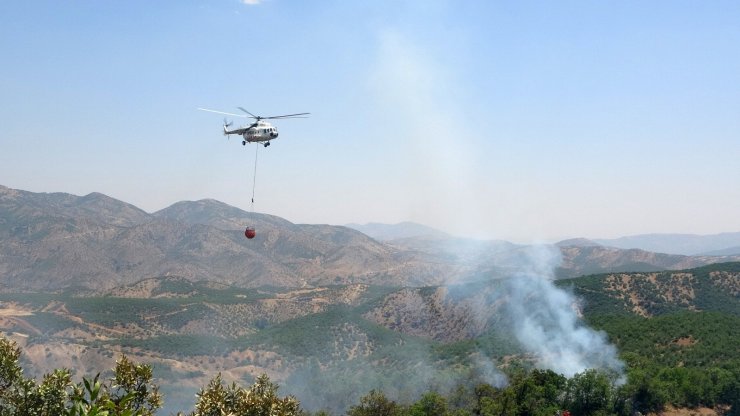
[1,263,739,414]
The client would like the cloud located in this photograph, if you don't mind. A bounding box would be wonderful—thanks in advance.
[240,0,262,5]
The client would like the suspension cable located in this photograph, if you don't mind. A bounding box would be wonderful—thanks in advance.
[250,143,259,213]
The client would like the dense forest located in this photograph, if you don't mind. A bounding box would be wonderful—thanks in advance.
[1,333,739,415]
[1,262,739,415]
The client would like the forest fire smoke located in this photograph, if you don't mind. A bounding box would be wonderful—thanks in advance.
[470,244,624,382]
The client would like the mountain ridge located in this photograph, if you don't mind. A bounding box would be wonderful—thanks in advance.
[345,221,449,241]
[2,184,740,291]
[0,185,455,291]
[594,232,740,255]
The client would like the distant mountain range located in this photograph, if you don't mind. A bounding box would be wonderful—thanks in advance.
[349,222,740,256]
[2,184,740,291]
[347,222,740,256]
[594,233,740,256]
[345,221,449,241]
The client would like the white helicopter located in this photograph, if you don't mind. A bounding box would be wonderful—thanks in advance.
[198,107,309,147]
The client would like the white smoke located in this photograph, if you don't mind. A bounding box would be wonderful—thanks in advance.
[368,29,487,236]
[471,353,509,388]
[369,28,624,384]
[498,245,624,379]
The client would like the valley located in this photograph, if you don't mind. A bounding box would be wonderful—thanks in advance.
[1,263,739,413]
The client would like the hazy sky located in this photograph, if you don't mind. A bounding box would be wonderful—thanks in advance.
[1,1,739,242]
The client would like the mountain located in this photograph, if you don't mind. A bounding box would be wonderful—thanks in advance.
[594,232,740,255]
[0,186,455,291]
[699,245,740,256]
[385,235,519,264]
[153,198,294,231]
[386,236,740,280]
[0,185,150,227]
[554,245,729,278]
[555,238,601,247]
[345,221,449,241]
[561,262,740,317]
[3,184,740,292]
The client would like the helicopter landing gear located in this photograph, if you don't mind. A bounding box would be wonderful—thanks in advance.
[264,142,270,147]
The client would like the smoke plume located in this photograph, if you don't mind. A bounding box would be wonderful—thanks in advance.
[432,243,625,389]
[370,27,624,384]
[500,245,624,378]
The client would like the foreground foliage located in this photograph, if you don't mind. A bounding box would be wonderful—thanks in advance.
[2,335,738,415]
[189,373,299,416]
[0,335,299,416]
[1,337,162,416]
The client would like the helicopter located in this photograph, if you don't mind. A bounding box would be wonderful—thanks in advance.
[198,107,309,147]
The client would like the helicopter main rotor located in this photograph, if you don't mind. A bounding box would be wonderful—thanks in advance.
[237,107,310,120]
[198,107,310,121]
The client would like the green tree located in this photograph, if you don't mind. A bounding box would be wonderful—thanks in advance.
[347,390,400,416]
[510,369,567,416]
[23,369,74,415]
[108,355,162,415]
[406,392,448,416]
[624,367,667,414]
[191,373,299,416]
[67,374,117,416]
[67,356,162,416]
[473,383,515,416]
[0,335,161,416]
[1,337,75,415]
[0,337,25,415]
[0,337,23,391]
[562,370,614,416]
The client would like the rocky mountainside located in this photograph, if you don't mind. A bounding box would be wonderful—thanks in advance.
[563,262,740,317]
[553,245,735,278]
[0,185,455,291]
[387,234,740,279]
[2,185,739,292]
[0,185,150,228]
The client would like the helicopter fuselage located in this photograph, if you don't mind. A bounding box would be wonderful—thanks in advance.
[243,121,279,143]
[223,120,279,146]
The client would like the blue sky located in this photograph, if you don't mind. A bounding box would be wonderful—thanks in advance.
[1,1,738,242]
